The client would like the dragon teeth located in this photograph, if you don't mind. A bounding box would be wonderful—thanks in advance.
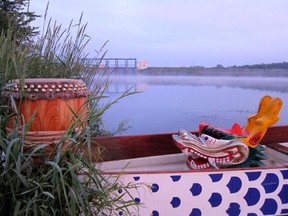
[208,157,219,169]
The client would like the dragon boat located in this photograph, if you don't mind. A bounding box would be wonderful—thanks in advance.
[89,95,288,216]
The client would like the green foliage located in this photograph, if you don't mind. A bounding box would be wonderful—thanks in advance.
[0,7,141,216]
[0,8,135,136]
[0,0,39,44]
[0,10,93,81]
[0,110,140,215]
[237,62,288,69]
[24,13,90,79]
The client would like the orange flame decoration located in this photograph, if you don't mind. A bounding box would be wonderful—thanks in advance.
[241,95,282,147]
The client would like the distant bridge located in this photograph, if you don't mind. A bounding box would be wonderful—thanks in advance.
[85,58,138,75]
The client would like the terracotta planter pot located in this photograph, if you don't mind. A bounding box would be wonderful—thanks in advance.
[3,78,91,160]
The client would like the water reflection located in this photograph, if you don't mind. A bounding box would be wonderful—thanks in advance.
[103,75,288,135]
[108,75,288,93]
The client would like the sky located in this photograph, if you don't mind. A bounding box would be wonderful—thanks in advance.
[29,0,288,67]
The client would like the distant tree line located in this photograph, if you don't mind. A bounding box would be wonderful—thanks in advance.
[228,62,288,69]
[0,0,39,44]
[188,62,288,70]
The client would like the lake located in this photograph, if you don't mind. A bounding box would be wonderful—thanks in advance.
[101,75,288,135]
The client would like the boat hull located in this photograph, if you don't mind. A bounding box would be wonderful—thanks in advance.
[90,125,288,215]
[108,167,288,216]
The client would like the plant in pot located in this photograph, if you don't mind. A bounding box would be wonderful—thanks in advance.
[0,13,140,215]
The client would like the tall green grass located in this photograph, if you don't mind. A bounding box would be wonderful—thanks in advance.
[0,8,140,216]
[0,118,140,215]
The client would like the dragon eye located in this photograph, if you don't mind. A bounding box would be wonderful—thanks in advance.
[204,136,208,140]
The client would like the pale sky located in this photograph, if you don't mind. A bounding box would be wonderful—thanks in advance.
[29,0,288,67]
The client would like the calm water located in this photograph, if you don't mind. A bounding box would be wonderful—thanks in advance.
[102,75,288,135]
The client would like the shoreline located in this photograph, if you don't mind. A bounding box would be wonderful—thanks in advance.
[139,68,288,77]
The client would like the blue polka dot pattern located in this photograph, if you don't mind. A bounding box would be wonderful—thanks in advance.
[190,208,201,216]
[134,197,140,204]
[260,198,278,215]
[281,170,288,179]
[245,171,261,181]
[170,197,181,208]
[244,188,260,206]
[262,173,279,193]
[247,213,257,216]
[208,192,222,207]
[190,183,202,196]
[209,173,223,182]
[151,210,159,216]
[226,176,242,193]
[133,176,140,181]
[226,203,241,216]
[170,175,181,182]
[281,208,288,215]
[278,184,288,204]
[151,183,159,193]
[125,168,288,215]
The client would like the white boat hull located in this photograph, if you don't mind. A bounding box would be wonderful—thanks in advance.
[99,151,288,216]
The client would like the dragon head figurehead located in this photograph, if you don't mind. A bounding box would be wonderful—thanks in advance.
[173,95,282,169]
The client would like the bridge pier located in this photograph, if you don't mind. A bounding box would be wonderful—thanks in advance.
[85,58,138,75]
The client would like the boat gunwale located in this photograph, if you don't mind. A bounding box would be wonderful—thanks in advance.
[100,164,288,175]
[87,125,288,163]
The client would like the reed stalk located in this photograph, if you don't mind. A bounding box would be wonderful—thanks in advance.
[0,8,140,216]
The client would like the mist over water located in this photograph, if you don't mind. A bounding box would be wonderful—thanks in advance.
[102,75,288,135]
